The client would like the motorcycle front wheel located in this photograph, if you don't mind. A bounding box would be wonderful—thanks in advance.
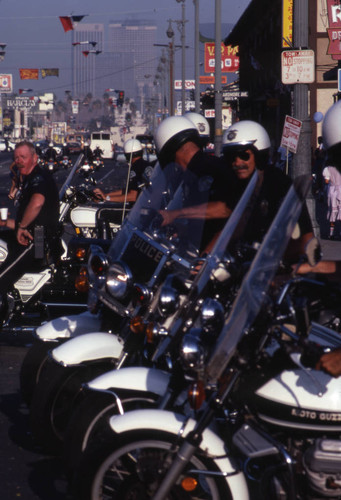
[72,429,233,500]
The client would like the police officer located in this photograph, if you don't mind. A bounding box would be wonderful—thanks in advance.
[0,141,60,292]
[221,120,314,262]
[155,115,234,252]
[93,138,154,203]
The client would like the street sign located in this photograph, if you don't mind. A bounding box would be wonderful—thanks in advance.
[204,109,215,118]
[5,96,38,109]
[174,80,195,90]
[176,101,195,112]
[280,115,302,153]
[222,90,248,99]
[281,50,315,84]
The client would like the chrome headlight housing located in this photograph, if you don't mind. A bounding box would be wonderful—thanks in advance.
[158,274,188,317]
[200,298,225,334]
[106,261,133,299]
[180,328,205,374]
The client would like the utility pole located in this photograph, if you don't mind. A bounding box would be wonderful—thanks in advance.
[292,0,318,235]
[214,0,222,156]
[193,0,200,113]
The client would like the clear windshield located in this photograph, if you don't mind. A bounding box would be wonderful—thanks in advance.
[206,175,312,383]
[107,160,224,261]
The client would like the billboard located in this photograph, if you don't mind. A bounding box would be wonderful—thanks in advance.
[204,43,239,73]
[0,74,13,93]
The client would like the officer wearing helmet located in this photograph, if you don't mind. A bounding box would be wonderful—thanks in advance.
[155,115,235,252]
[83,141,94,164]
[220,119,314,262]
[93,138,154,203]
[185,112,211,148]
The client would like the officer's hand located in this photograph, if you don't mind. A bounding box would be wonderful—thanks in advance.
[17,228,33,246]
[158,210,177,227]
[316,348,341,377]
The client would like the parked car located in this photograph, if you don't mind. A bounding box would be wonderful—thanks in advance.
[0,138,16,152]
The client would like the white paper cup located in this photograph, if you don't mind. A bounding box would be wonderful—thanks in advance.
[0,208,8,221]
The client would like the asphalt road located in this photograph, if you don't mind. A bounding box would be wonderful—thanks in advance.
[0,152,127,500]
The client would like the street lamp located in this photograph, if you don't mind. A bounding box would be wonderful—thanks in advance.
[166,20,175,115]
[176,0,186,115]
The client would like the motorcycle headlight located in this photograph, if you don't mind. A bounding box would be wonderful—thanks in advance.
[180,329,205,373]
[106,261,132,299]
[88,246,109,277]
[158,274,188,317]
[200,298,225,334]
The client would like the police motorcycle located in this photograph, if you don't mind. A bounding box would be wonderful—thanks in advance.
[27,157,208,450]
[0,156,118,335]
[62,168,341,478]
[71,175,341,500]
[92,147,104,170]
[60,169,265,473]
[59,155,72,170]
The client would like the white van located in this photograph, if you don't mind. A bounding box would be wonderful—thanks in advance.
[90,131,113,159]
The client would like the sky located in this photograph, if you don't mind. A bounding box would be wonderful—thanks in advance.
[0,0,251,100]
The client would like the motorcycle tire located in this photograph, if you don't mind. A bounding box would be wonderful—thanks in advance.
[29,357,115,454]
[63,389,160,476]
[19,340,59,406]
[72,429,233,500]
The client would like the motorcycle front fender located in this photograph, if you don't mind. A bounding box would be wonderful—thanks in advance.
[35,311,101,342]
[109,409,249,500]
[86,366,171,395]
[51,331,124,366]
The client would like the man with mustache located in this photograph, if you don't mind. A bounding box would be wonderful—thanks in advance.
[0,141,60,294]
[220,120,313,263]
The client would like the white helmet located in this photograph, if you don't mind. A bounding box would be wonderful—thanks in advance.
[124,138,143,156]
[222,120,270,152]
[322,101,341,170]
[49,142,53,147]
[185,112,210,139]
[155,116,200,166]
[322,100,341,151]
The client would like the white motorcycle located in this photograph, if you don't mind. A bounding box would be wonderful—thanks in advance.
[69,175,341,500]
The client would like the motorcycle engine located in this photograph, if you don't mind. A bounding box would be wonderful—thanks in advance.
[303,439,341,497]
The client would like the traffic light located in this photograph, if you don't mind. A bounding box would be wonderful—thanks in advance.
[117,90,125,106]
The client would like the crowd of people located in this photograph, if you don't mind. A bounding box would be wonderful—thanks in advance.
[1,103,341,377]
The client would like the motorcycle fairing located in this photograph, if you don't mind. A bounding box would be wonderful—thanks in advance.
[109,408,250,500]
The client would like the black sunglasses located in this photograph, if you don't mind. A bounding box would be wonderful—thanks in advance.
[224,148,251,162]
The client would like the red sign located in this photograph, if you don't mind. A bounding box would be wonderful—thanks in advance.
[327,0,341,28]
[204,43,239,73]
[199,75,227,84]
[281,115,302,154]
[327,28,341,59]
[327,0,341,59]
[0,74,12,93]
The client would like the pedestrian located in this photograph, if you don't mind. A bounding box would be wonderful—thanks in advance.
[321,164,341,239]
[0,141,61,293]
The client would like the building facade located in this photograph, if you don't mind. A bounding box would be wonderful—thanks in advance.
[72,23,104,98]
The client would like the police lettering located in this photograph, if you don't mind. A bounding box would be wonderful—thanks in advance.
[131,234,163,263]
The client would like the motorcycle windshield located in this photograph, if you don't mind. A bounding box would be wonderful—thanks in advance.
[107,160,227,262]
[206,174,312,383]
